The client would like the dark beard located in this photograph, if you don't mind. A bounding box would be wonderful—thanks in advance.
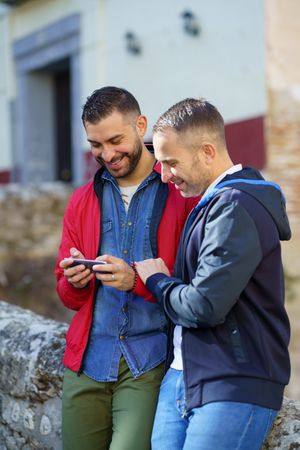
[95,136,144,179]
[116,139,143,179]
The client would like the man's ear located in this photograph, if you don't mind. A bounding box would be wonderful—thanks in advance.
[201,143,216,165]
[136,115,147,137]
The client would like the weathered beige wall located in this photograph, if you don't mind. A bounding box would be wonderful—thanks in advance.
[265,0,300,400]
[265,0,300,267]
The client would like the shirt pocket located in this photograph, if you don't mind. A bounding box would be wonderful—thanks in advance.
[100,219,115,255]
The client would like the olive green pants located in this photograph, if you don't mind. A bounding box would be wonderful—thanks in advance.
[62,358,164,450]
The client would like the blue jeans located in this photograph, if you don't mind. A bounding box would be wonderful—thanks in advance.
[151,368,277,450]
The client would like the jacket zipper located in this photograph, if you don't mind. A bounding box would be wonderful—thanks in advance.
[181,328,189,416]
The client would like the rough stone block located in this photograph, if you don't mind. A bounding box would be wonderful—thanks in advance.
[0,300,67,449]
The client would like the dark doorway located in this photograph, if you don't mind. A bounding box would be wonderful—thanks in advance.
[53,60,72,182]
[36,58,72,182]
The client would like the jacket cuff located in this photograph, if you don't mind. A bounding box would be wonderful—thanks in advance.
[146,273,169,302]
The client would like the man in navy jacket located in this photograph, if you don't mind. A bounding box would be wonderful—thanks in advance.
[136,98,291,450]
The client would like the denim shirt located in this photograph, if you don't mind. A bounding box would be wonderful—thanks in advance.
[83,169,167,381]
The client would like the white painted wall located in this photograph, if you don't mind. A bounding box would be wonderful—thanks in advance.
[105,0,265,138]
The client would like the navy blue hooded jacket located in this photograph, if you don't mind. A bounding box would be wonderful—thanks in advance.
[147,167,291,411]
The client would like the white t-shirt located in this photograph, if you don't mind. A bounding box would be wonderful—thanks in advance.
[119,184,139,212]
[171,164,242,370]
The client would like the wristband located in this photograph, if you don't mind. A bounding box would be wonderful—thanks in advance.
[130,262,138,291]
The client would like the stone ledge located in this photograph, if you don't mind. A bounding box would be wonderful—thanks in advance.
[0,300,299,449]
[0,300,67,449]
[263,397,300,449]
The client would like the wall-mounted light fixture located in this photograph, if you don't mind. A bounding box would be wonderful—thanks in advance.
[125,32,142,55]
[181,10,201,37]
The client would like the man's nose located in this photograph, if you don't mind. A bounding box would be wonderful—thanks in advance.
[97,146,116,163]
[161,165,173,183]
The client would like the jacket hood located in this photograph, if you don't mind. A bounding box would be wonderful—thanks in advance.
[200,167,291,241]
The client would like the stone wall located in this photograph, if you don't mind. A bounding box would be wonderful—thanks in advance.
[0,183,73,260]
[0,301,67,449]
[0,183,73,323]
[0,301,300,450]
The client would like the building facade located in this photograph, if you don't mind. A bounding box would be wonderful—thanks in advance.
[0,0,265,184]
[1,0,300,404]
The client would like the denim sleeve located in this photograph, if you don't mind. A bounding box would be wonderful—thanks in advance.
[150,199,263,328]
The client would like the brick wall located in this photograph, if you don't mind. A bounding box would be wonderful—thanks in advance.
[265,0,300,400]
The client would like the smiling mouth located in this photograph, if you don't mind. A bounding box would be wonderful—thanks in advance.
[174,179,185,190]
[107,156,124,168]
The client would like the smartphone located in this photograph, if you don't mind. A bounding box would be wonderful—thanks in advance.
[66,258,107,271]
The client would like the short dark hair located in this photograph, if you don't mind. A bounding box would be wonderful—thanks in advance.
[153,98,225,142]
[81,86,141,124]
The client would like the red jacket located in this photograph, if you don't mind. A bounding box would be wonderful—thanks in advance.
[55,164,199,371]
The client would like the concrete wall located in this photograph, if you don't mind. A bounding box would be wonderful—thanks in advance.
[0,300,300,449]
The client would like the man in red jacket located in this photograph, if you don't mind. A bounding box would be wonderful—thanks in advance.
[55,86,198,450]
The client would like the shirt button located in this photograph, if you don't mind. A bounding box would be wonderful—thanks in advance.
[128,221,132,226]
[119,335,126,340]
[123,249,128,254]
